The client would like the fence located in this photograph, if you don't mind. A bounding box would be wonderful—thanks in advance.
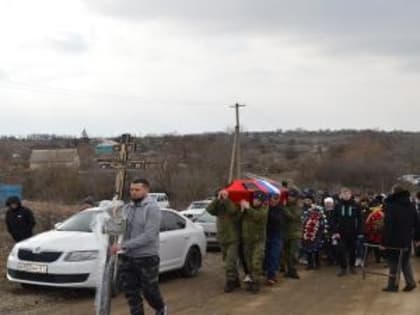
[0,184,23,207]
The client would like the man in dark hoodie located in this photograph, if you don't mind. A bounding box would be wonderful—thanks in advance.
[332,187,364,277]
[381,185,420,293]
[5,196,36,242]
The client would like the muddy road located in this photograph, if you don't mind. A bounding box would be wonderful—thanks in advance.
[4,253,420,315]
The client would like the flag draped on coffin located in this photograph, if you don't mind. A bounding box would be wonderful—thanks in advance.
[224,179,281,204]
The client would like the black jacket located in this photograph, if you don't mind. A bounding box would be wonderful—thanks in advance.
[382,191,420,248]
[331,199,363,239]
[5,206,36,242]
[266,204,286,239]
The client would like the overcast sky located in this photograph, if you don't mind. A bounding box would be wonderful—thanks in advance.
[1,0,419,136]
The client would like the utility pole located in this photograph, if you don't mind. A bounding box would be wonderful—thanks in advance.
[114,134,132,200]
[228,103,246,182]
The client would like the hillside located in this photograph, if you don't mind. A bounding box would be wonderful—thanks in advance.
[0,130,419,208]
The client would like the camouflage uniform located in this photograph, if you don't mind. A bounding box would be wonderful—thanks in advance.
[283,201,303,277]
[207,198,241,284]
[241,204,268,286]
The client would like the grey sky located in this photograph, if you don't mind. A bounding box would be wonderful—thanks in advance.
[0,0,419,136]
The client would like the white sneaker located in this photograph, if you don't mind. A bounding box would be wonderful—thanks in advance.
[355,258,363,267]
[243,274,252,283]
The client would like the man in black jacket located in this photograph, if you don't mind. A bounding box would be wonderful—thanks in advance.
[264,193,286,285]
[5,196,36,242]
[382,186,420,292]
[332,188,364,277]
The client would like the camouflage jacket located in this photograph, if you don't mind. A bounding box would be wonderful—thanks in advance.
[207,199,241,243]
[241,205,268,243]
[283,202,303,240]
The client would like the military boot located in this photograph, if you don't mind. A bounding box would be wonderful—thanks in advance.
[250,281,261,294]
[287,268,300,279]
[224,279,240,293]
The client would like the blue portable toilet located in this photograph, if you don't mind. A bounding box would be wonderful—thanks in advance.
[0,184,23,207]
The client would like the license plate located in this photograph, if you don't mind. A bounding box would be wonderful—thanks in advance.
[17,263,48,274]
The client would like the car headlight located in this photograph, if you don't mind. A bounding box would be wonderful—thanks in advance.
[9,246,18,258]
[64,250,99,262]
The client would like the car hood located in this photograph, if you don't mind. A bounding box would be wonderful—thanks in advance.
[17,230,99,252]
[181,209,206,215]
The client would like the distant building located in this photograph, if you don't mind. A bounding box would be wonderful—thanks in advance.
[29,149,81,170]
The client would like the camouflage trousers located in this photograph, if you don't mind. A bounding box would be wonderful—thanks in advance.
[243,240,265,283]
[283,239,300,271]
[221,241,240,282]
[118,255,165,315]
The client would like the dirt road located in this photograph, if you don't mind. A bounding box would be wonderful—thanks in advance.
[5,253,420,315]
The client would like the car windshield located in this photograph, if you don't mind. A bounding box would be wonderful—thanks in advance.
[196,211,217,223]
[150,194,167,201]
[56,211,100,232]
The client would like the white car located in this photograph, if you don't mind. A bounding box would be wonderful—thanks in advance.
[7,207,206,289]
[181,209,207,221]
[186,200,212,210]
[194,211,219,249]
[149,193,170,208]
[181,200,213,221]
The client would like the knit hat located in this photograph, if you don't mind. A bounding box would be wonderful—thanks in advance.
[6,196,21,207]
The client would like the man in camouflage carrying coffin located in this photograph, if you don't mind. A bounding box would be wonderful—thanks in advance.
[207,189,242,293]
[240,191,269,294]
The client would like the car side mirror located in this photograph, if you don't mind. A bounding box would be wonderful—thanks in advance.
[54,222,62,229]
[177,221,186,229]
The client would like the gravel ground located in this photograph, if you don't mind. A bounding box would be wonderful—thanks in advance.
[2,251,420,315]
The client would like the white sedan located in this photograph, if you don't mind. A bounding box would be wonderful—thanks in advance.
[7,207,206,289]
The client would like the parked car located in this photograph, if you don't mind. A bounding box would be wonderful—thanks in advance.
[181,209,206,221]
[181,200,213,221]
[194,211,219,249]
[186,200,212,210]
[149,193,170,208]
[7,207,206,289]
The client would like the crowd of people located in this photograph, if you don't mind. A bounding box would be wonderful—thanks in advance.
[207,184,420,294]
